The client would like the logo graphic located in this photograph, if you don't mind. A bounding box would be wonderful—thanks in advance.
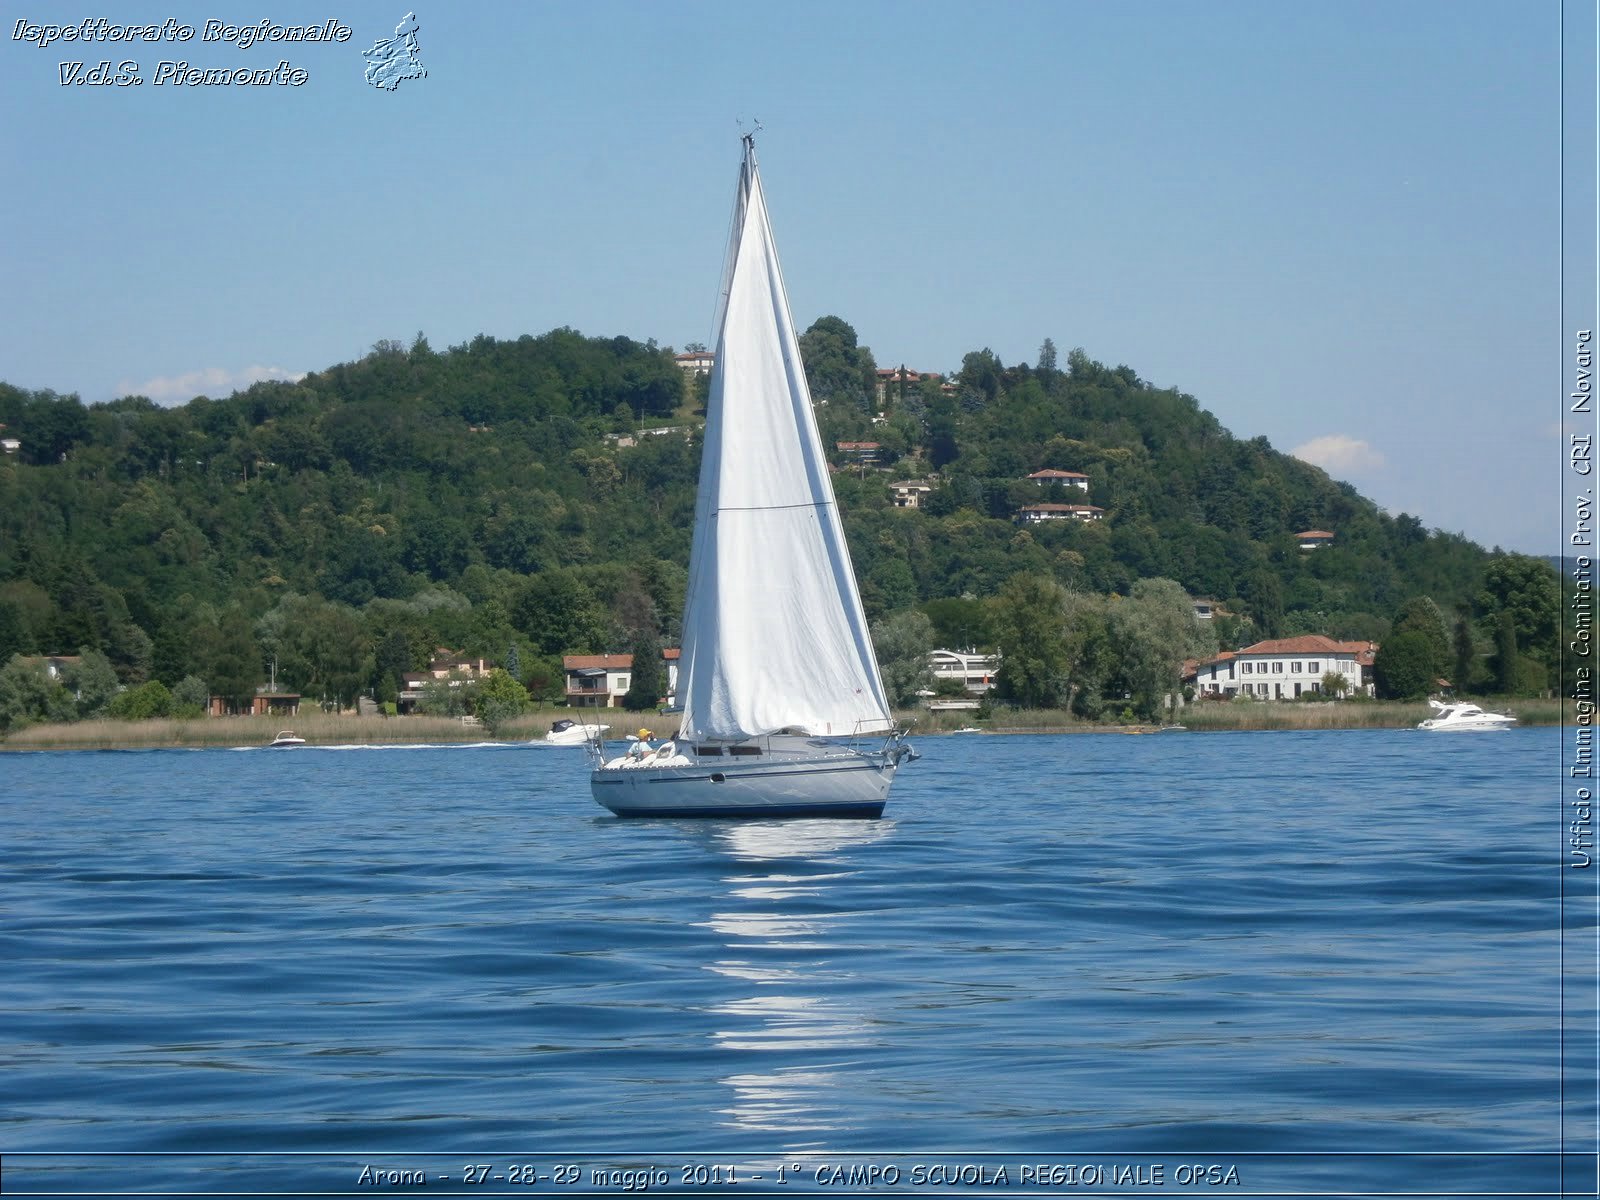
[362,11,425,91]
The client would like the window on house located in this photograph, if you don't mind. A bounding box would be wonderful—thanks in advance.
[617,676,629,690]
[1272,662,1283,673]
[1241,663,1253,674]
[1309,661,1321,673]
[1292,662,1303,673]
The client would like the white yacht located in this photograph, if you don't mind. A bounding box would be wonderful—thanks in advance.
[544,718,609,746]
[1417,700,1517,732]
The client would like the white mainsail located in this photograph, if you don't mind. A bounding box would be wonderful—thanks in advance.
[675,138,894,743]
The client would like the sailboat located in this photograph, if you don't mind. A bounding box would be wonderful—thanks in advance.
[590,133,916,818]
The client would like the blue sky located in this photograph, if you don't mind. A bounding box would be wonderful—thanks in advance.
[2,0,1593,556]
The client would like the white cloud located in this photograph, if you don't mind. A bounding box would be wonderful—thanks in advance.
[119,365,306,405]
[1289,434,1386,476]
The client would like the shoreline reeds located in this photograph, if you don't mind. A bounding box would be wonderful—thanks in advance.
[2,698,1567,751]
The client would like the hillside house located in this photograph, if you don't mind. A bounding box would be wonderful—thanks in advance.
[1296,529,1335,550]
[836,441,882,466]
[890,480,934,509]
[1026,468,1089,491]
[874,367,942,406]
[1017,503,1104,524]
[675,350,715,376]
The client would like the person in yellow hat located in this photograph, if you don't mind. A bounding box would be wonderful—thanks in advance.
[628,728,654,759]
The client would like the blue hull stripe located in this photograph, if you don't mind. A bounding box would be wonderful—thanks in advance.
[606,802,885,820]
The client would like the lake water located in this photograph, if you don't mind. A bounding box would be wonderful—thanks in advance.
[1,727,1590,1197]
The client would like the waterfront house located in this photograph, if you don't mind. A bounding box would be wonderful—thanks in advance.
[1191,635,1372,700]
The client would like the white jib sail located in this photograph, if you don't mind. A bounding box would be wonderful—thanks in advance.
[676,141,894,743]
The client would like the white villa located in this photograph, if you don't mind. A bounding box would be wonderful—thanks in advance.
[1190,636,1373,700]
[928,649,999,694]
[674,350,715,376]
[1017,503,1104,524]
[890,480,934,508]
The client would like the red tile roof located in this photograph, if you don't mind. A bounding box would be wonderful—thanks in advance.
[1236,635,1353,655]
[562,654,632,670]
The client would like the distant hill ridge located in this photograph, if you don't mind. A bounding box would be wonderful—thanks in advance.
[0,322,1553,701]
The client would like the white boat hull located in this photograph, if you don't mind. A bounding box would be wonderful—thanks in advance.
[591,738,906,819]
[545,724,609,746]
[1417,701,1517,732]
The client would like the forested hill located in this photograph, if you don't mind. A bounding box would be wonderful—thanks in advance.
[0,321,1557,709]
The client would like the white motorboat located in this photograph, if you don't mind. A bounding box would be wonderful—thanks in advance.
[1417,700,1517,731]
[590,133,916,819]
[544,718,609,746]
[267,730,305,748]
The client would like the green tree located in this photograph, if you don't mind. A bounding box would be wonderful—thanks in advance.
[523,654,567,705]
[989,574,1072,708]
[1061,596,1115,719]
[1480,556,1560,670]
[416,675,471,717]
[1373,631,1435,700]
[621,631,664,712]
[172,675,210,717]
[196,611,261,712]
[66,648,121,718]
[0,655,76,732]
[1392,596,1450,680]
[473,667,528,733]
[281,600,371,710]
[109,679,174,719]
[0,599,28,663]
[372,629,413,705]
[799,316,877,412]
[1107,579,1217,720]
[1492,610,1519,695]
[921,597,992,650]
[871,609,936,708]
[1241,569,1284,639]
[514,571,609,656]
[1452,615,1476,692]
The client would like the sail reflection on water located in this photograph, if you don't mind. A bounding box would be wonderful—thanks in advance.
[699,820,890,1134]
